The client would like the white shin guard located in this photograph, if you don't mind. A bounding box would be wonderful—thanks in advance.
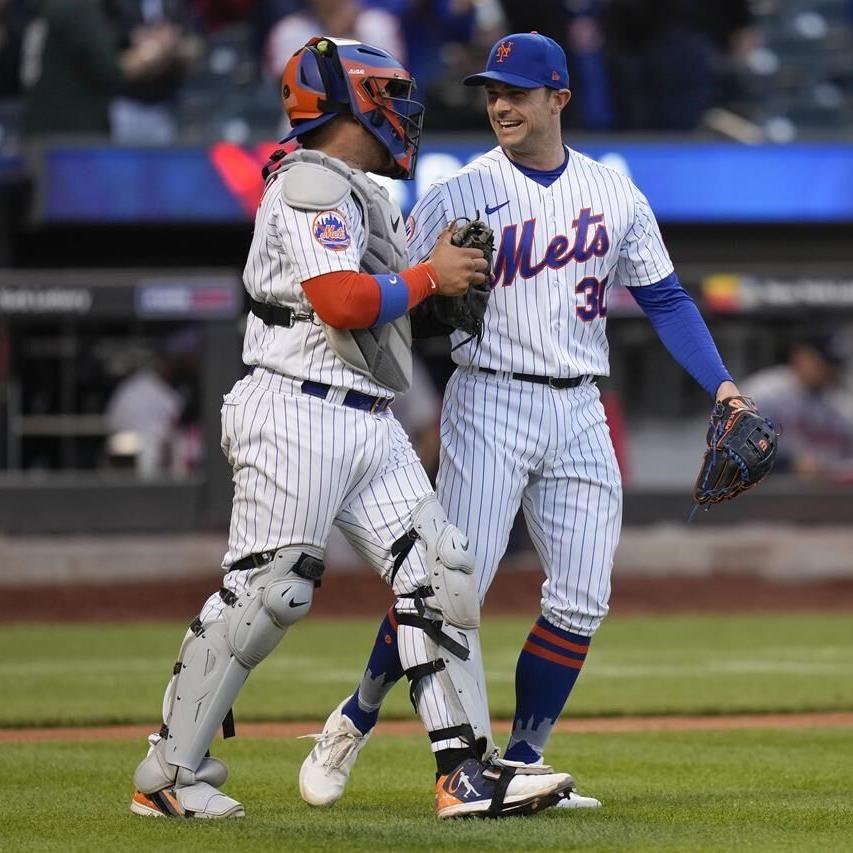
[394,496,494,756]
[139,546,323,783]
[396,608,494,755]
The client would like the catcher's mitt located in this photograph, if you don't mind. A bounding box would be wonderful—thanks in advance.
[693,396,778,507]
[410,216,495,346]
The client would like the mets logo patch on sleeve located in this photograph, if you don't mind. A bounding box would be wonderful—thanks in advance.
[312,210,351,251]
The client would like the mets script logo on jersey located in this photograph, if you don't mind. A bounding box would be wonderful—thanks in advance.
[496,41,513,62]
[312,210,351,251]
[493,208,610,288]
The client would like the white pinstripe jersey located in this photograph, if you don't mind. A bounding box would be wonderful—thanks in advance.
[241,171,393,398]
[407,145,674,377]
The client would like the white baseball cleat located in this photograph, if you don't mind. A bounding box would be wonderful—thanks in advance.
[555,790,603,809]
[130,782,245,819]
[299,698,371,806]
[526,756,602,809]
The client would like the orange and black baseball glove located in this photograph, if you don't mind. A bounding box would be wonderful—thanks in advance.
[410,216,495,346]
[693,396,779,506]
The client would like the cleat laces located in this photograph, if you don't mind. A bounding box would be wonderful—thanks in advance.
[299,729,366,770]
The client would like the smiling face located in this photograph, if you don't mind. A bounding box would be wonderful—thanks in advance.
[484,81,571,167]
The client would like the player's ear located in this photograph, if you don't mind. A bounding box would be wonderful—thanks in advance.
[553,89,572,113]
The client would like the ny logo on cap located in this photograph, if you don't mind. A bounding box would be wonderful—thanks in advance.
[496,41,513,62]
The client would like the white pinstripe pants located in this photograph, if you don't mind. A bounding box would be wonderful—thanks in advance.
[438,368,623,636]
[197,367,464,748]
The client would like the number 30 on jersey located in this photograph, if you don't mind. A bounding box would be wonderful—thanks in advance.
[576,275,608,321]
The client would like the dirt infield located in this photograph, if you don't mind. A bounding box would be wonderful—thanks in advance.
[4,570,853,623]
[3,712,852,743]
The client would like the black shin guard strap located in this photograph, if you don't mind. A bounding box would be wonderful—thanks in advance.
[222,708,235,739]
[395,610,470,661]
[488,766,517,816]
[403,658,445,711]
[389,529,419,586]
[427,723,477,748]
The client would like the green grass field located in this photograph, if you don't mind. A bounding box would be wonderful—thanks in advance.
[1,614,852,726]
[1,613,852,851]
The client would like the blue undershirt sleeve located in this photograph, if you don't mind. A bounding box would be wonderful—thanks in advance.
[628,272,732,397]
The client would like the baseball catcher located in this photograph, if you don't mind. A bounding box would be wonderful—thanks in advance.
[411,215,495,346]
[129,34,575,823]
[693,395,779,507]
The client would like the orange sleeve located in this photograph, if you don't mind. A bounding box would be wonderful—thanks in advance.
[302,263,438,329]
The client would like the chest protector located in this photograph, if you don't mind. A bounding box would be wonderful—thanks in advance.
[276,149,412,393]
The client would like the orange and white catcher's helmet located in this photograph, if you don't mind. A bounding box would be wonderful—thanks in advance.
[280,36,424,180]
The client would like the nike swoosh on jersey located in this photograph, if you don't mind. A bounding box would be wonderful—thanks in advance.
[484,200,510,215]
[391,216,401,231]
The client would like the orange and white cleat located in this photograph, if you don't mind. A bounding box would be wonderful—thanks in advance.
[435,758,574,819]
[130,782,245,819]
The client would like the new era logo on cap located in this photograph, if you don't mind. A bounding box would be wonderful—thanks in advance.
[463,32,570,90]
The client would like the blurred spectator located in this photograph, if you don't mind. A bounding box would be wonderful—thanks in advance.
[106,0,203,143]
[21,0,178,138]
[192,0,257,32]
[386,0,502,131]
[0,0,28,98]
[501,0,756,131]
[373,0,477,89]
[340,0,503,132]
[105,327,202,478]
[742,332,853,484]
[602,0,757,131]
[264,0,404,82]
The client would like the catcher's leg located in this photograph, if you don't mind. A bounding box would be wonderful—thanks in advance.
[297,419,442,809]
[394,496,574,818]
[338,606,404,733]
[301,495,573,816]
[296,605,402,807]
[314,366,526,764]
[131,545,323,819]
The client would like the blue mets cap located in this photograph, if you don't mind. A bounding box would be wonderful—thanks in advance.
[463,32,570,90]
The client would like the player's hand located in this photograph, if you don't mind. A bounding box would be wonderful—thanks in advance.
[428,226,488,297]
[715,380,741,403]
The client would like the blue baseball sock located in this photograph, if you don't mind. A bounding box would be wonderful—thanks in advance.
[504,615,591,763]
[341,607,404,734]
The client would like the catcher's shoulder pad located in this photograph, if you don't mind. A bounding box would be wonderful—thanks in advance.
[280,162,350,212]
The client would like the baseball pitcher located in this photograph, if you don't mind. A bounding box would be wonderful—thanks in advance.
[301,32,777,810]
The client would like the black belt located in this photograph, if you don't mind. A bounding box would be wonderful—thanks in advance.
[250,297,314,328]
[477,367,590,389]
[301,380,392,413]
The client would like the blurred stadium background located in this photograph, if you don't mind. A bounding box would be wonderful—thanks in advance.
[0,0,852,616]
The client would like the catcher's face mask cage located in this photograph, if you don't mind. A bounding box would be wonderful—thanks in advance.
[280,37,424,180]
